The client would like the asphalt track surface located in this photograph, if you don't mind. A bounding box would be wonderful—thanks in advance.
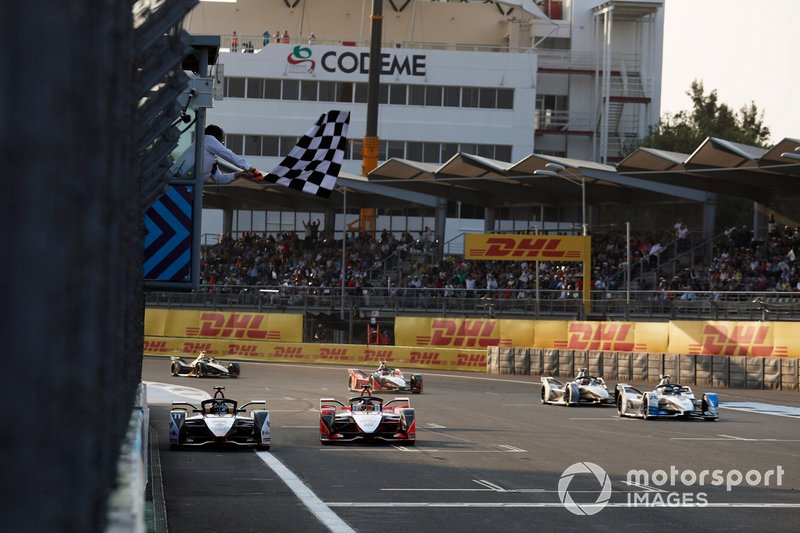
[142,357,800,533]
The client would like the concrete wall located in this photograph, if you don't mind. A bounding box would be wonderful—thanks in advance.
[487,347,800,391]
[2,1,147,530]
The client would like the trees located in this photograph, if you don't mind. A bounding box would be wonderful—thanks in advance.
[639,80,771,152]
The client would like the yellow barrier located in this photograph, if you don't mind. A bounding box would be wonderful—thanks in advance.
[144,336,487,372]
[145,309,302,342]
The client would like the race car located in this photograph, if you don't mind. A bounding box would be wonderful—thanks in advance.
[319,386,416,445]
[615,375,719,421]
[170,352,240,378]
[169,386,271,449]
[347,361,423,393]
[540,368,613,406]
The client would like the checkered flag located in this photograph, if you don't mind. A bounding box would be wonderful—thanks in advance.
[266,110,350,198]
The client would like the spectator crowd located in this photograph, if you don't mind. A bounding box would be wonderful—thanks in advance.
[199,219,800,303]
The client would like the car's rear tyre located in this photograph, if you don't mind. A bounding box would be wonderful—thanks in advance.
[642,397,650,420]
[540,387,547,404]
[349,374,358,390]
[195,362,206,378]
[564,387,573,407]
[170,361,180,376]
[228,362,240,378]
[617,394,624,416]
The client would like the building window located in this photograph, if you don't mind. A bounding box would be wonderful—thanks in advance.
[387,140,405,159]
[423,143,440,163]
[355,82,368,103]
[262,136,280,157]
[389,84,407,105]
[225,134,243,154]
[495,145,512,161]
[282,80,300,100]
[318,81,336,102]
[300,80,318,101]
[246,78,264,98]
[497,88,514,109]
[425,86,442,106]
[265,79,281,99]
[337,82,354,103]
[443,86,460,107]
[244,135,262,156]
[226,77,245,98]
[479,88,497,109]
[462,87,479,108]
[409,85,425,105]
[406,142,423,161]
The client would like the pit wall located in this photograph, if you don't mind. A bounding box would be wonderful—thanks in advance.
[486,347,800,391]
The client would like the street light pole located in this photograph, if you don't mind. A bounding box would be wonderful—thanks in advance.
[533,163,587,235]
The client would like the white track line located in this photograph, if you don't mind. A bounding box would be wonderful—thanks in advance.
[255,451,354,533]
[326,502,800,509]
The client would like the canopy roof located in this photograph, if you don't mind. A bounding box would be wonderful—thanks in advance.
[202,136,800,216]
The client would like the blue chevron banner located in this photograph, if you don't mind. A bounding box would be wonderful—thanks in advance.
[144,185,193,283]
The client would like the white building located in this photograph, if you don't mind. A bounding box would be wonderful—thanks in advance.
[183,0,665,237]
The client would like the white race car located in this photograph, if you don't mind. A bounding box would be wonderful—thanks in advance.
[319,386,416,445]
[169,386,271,449]
[541,369,613,406]
[170,352,240,378]
[615,375,719,421]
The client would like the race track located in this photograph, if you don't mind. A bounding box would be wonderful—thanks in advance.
[142,357,800,533]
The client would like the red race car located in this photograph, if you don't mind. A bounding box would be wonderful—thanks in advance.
[347,361,423,394]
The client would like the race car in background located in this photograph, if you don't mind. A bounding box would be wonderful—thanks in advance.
[347,361,423,393]
[541,368,613,406]
[320,386,416,445]
[170,352,240,378]
[615,375,719,421]
[169,386,270,449]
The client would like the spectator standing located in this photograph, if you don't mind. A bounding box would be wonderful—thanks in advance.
[676,221,689,252]
[231,31,239,52]
[281,30,290,43]
[262,30,271,47]
[307,32,316,44]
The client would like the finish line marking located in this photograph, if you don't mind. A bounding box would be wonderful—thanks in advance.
[255,451,354,533]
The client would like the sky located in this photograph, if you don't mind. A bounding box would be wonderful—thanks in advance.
[660,0,800,144]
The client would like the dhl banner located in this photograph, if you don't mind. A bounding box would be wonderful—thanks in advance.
[395,317,534,348]
[464,233,590,262]
[398,318,668,353]
[464,233,592,313]
[143,337,486,372]
[668,321,792,357]
[145,309,303,343]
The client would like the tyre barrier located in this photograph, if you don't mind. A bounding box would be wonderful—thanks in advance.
[486,347,799,390]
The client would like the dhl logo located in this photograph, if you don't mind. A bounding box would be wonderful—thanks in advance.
[319,347,351,361]
[694,325,773,356]
[273,346,308,359]
[409,351,442,365]
[363,350,395,362]
[568,323,635,351]
[182,342,212,353]
[144,340,170,353]
[187,313,280,339]
[420,319,500,347]
[467,237,582,261]
[227,344,260,356]
[457,353,486,367]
